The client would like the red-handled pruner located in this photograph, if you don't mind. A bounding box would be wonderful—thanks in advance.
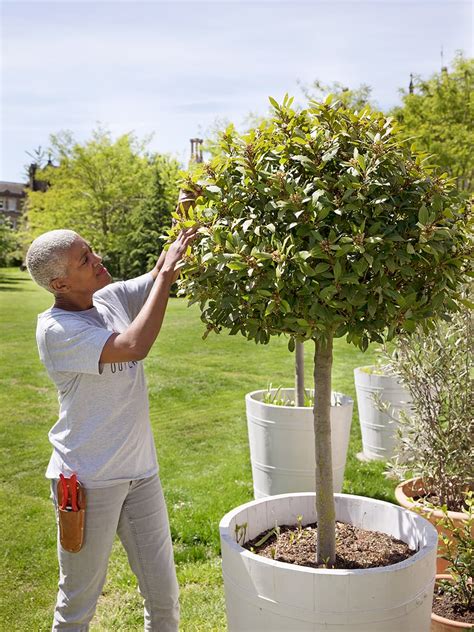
[59,473,79,512]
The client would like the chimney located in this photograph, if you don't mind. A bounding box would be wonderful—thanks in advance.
[190,138,203,163]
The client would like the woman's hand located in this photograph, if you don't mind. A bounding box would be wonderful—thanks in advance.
[163,226,198,282]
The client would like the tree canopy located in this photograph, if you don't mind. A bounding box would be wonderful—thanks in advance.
[121,154,180,279]
[391,54,474,193]
[173,95,470,350]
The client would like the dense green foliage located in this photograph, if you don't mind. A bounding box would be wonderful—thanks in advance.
[0,217,20,266]
[175,95,470,350]
[24,130,179,278]
[392,55,474,193]
[120,155,180,278]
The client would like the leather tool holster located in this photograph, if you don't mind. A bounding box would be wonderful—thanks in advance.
[57,478,86,553]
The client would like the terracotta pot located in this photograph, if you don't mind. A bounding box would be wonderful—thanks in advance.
[431,574,473,631]
[395,478,471,574]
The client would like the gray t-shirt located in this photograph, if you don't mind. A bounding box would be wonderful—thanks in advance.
[36,273,159,488]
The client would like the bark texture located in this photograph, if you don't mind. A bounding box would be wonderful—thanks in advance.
[295,341,305,407]
[313,336,336,566]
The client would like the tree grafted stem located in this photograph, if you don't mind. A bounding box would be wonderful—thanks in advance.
[313,336,336,566]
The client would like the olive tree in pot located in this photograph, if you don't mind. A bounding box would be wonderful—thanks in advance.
[381,305,474,573]
[173,95,469,628]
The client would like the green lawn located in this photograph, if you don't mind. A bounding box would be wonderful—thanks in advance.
[0,267,397,631]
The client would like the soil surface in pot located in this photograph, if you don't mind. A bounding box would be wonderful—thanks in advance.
[413,492,468,514]
[244,521,415,569]
[432,584,474,624]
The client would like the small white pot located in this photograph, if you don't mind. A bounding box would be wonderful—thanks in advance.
[246,389,353,498]
[220,493,438,631]
[354,366,412,461]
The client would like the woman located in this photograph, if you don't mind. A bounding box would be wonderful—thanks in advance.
[26,219,196,631]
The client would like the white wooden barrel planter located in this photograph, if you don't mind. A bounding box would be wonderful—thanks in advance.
[246,389,353,498]
[354,366,412,461]
[220,493,437,631]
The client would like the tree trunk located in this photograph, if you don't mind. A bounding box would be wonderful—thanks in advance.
[313,336,336,566]
[295,341,305,407]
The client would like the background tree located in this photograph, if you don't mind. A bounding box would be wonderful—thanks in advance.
[391,54,474,193]
[0,217,20,267]
[25,129,153,277]
[121,154,180,278]
[173,95,470,565]
[298,78,374,111]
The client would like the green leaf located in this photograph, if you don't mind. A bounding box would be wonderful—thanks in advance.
[269,96,280,109]
[403,319,416,333]
[363,253,374,266]
[201,252,215,263]
[297,318,309,327]
[354,258,368,275]
[432,194,443,213]
[322,146,339,162]
[317,207,330,220]
[288,337,295,352]
[312,189,326,203]
[368,295,377,317]
[292,155,313,166]
[418,205,429,225]
[254,252,273,260]
[314,263,330,274]
[320,285,336,300]
[265,300,276,316]
[206,185,221,194]
[226,261,247,271]
[324,93,334,105]
[297,250,311,260]
[280,299,291,313]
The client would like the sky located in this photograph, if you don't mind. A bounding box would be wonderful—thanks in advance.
[1,0,472,183]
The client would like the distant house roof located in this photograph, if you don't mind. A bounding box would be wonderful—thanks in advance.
[0,181,27,196]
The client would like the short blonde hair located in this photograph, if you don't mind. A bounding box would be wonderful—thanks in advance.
[26,229,78,292]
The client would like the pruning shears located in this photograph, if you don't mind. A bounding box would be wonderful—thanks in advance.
[59,473,79,512]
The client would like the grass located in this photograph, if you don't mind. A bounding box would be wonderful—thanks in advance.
[0,267,397,631]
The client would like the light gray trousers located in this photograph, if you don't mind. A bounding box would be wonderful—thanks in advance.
[50,474,179,631]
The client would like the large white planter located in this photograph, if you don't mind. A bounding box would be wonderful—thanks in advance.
[246,389,353,498]
[220,493,438,631]
[354,366,412,461]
